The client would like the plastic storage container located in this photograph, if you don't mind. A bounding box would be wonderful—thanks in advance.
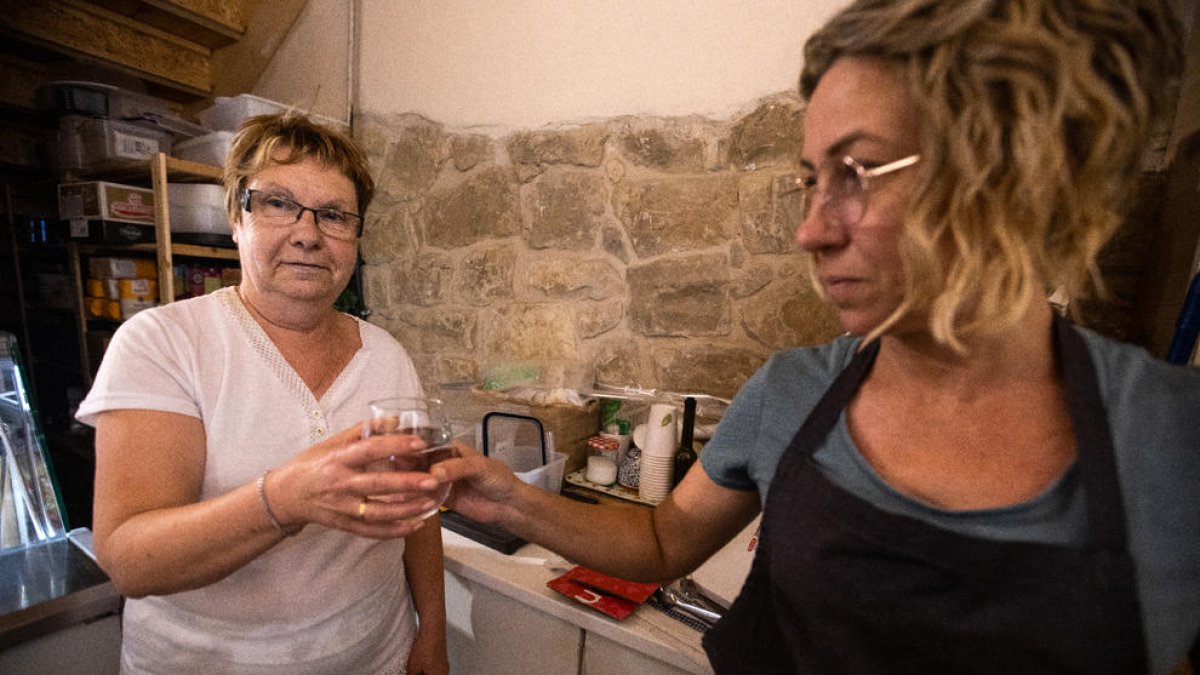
[39,81,172,120]
[167,184,230,236]
[56,115,172,173]
[172,131,234,168]
[196,94,349,133]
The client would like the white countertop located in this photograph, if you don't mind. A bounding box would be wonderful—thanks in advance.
[441,528,714,674]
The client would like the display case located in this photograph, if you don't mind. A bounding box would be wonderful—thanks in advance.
[0,330,67,551]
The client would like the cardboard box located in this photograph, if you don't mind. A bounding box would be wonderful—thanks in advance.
[59,181,155,226]
[89,256,157,280]
[117,278,157,300]
[85,297,121,321]
[68,220,155,244]
[120,298,156,319]
[86,278,120,299]
[188,266,222,297]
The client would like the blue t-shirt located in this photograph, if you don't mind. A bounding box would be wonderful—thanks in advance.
[701,327,1200,674]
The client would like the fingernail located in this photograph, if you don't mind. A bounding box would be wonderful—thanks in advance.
[419,477,438,490]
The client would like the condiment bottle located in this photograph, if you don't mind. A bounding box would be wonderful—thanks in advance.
[673,397,697,486]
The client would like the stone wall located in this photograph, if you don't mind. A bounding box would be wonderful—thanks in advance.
[356,93,843,400]
[355,92,1161,399]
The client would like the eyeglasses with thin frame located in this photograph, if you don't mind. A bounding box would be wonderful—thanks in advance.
[795,154,920,226]
[241,189,364,240]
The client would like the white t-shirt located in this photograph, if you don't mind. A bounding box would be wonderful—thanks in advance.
[77,287,422,674]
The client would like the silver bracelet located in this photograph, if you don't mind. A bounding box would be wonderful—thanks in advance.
[256,470,292,537]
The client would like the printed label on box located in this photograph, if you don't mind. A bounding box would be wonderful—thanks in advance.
[113,130,160,160]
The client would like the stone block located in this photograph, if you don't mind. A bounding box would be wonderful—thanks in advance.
[612,176,739,258]
[627,254,731,337]
[577,298,625,339]
[616,124,706,172]
[517,254,624,302]
[523,169,608,250]
[454,244,518,306]
[507,125,607,168]
[450,133,494,171]
[723,97,805,171]
[654,344,767,401]
[388,306,478,354]
[483,303,580,363]
[425,167,521,247]
[378,117,448,201]
[741,274,842,350]
[739,172,802,254]
[360,200,414,264]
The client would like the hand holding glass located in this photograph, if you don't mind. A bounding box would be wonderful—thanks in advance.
[363,397,457,522]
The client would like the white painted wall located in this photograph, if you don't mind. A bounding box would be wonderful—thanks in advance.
[253,0,353,124]
[258,0,1194,143]
[355,0,845,133]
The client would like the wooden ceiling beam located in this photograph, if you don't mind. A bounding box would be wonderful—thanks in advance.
[100,0,252,49]
[1,0,212,98]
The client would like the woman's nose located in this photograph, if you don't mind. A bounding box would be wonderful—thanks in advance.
[795,197,845,252]
[290,208,324,244]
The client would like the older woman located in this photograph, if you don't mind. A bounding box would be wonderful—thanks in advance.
[434,1,1198,673]
[77,113,448,674]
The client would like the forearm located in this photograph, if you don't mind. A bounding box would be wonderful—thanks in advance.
[497,483,683,582]
[403,518,446,631]
[98,478,288,598]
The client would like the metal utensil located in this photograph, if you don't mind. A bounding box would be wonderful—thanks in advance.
[658,585,721,625]
[678,576,727,615]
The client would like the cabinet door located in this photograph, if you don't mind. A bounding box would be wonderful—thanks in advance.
[445,571,581,675]
[583,630,703,675]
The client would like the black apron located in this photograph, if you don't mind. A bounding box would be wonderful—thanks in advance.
[703,316,1148,674]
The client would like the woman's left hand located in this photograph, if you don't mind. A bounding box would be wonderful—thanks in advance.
[265,424,448,538]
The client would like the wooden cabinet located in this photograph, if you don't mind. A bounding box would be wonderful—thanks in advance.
[445,572,581,675]
[69,152,237,386]
[443,564,709,675]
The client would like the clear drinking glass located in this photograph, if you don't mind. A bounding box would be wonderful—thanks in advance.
[363,396,458,522]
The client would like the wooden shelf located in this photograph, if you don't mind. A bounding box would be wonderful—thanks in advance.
[69,152,234,386]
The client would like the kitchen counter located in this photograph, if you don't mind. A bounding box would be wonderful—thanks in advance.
[442,527,714,674]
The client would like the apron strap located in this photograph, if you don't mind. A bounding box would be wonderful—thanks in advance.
[783,339,880,462]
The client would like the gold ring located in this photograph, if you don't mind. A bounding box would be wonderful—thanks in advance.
[357,499,368,519]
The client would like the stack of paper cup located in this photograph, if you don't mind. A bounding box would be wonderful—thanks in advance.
[638,403,677,503]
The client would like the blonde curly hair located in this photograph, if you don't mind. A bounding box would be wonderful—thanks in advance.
[800,0,1183,348]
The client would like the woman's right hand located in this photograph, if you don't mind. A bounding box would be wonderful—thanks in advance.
[267,424,447,539]
[430,441,524,525]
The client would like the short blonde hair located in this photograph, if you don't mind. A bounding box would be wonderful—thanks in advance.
[222,111,375,225]
[800,0,1183,348]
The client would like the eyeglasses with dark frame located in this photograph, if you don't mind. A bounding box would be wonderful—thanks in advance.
[795,154,920,226]
[240,189,364,240]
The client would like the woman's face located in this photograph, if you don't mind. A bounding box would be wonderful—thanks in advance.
[796,56,923,337]
[232,156,359,309]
